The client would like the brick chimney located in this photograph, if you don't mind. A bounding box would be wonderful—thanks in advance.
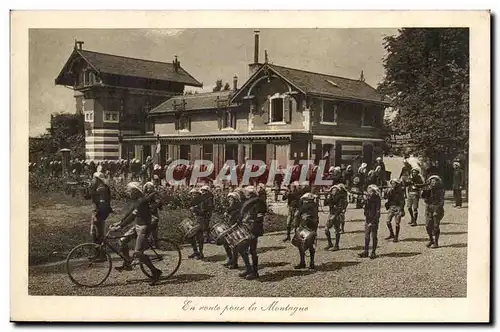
[249,30,262,75]
[233,75,238,90]
[173,55,181,72]
[74,40,84,50]
[254,30,260,64]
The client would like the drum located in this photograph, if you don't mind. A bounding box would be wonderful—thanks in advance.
[210,221,232,245]
[291,227,316,249]
[225,223,254,251]
[179,218,201,239]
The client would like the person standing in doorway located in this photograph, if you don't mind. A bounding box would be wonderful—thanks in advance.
[452,161,464,208]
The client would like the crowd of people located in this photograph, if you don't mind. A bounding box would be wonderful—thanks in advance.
[64,154,462,286]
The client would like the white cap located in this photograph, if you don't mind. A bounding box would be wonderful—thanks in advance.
[301,192,315,201]
[367,184,381,194]
[200,185,210,191]
[93,172,108,185]
[376,157,382,161]
[142,182,155,191]
[126,181,143,194]
[189,188,200,194]
[428,175,442,182]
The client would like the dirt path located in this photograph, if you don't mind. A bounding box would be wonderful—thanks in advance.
[29,197,467,298]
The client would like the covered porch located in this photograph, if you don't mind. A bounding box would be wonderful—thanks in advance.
[120,132,313,170]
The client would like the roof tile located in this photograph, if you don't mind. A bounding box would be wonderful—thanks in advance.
[78,50,202,87]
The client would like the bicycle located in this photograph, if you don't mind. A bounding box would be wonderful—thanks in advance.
[66,227,182,287]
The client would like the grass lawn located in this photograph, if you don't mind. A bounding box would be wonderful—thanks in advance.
[29,190,287,265]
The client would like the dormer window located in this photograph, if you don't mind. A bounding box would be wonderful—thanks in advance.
[270,95,284,123]
[222,109,236,129]
[321,99,338,125]
[82,69,96,86]
[179,115,191,131]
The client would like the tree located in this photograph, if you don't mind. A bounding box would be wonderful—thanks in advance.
[29,113,85,161]
[223,83,230,91]
[378,28,469,163]
[212,79,223,92]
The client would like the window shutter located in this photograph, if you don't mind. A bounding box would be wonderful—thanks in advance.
[217,110,223,130]
[187,116,191,131]
[289,96,297,123]
[262,97,270,124]
[231,110,237,129]
[283,95,291,123]
[174,115,179,130]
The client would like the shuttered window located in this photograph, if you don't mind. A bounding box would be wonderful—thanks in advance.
[270,97,284,123]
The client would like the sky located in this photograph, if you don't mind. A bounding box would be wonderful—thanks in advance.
[29,28,399,137]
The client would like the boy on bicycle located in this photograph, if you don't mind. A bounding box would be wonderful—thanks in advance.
[110,181,163,285]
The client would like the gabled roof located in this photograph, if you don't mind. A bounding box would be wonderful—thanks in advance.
[149,90,236,114]
[55,48,203,87]
[232,63,390,105]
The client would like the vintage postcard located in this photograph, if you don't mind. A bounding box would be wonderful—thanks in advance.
[11,10,490,322]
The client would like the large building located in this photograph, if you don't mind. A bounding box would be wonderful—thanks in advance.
[55,40,202,161]
[56,32,390,170]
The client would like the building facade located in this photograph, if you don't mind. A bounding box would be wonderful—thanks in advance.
[55,33,390,171]
[55,41,202,161]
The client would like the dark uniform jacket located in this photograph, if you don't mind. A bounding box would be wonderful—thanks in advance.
[400,164,413,179]
[294,201,319,231]
[364,193,381,222]
[408,174,425,193]
[120,196,152,227]
[453,168,464,190]
[226,198,242,225]
[89,181,112,214]
[282,189,301,209]
[422,184,445,206]
[240,196,267,237]
[385,185,405,208]
[324,190,347,216]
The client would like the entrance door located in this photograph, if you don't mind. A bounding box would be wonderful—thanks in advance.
[143,144,152,161]
[251,144,267,163]
[362,144,374,169]
[224,144,238,163]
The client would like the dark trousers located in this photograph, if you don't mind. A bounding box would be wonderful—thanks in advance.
[426,204,444,243]
[190,230,204,254]
[223,242,238,266]
[453,189,462,207]
[364,220,379,254]
[240,237,258,273]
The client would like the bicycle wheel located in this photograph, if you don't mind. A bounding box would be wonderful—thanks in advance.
[140,238,182,280]
[66,243,112,287]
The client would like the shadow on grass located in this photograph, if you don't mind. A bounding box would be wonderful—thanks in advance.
[259,261,289,269]
[440,243,467,249]
[257,246,287,254]
[201,254,228,263]
[315,261,360,272]
[344,230,366,234]
[341,245,366,251]
[400,237,429,243]
[257,269,316,283]
[441,231,467,235]
[378,252,421,258]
